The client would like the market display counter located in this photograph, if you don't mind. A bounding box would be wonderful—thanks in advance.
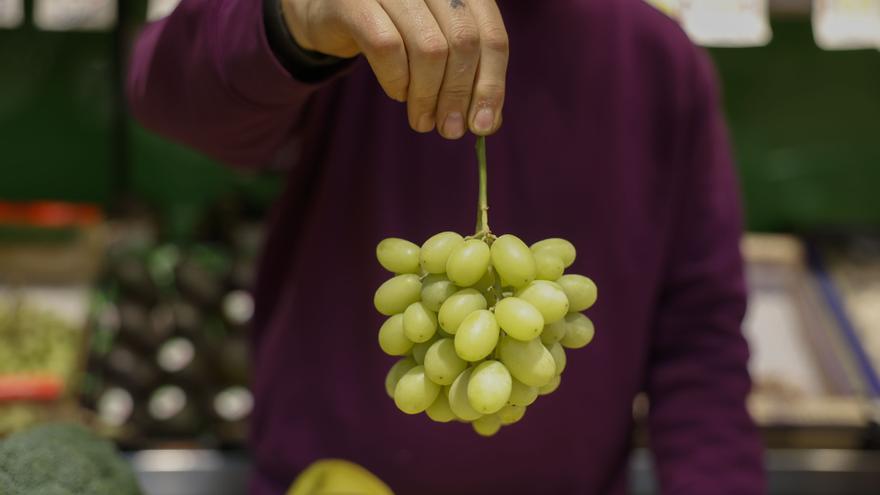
[129,448,880,495]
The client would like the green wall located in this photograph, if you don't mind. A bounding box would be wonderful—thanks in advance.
[0,17,877,236]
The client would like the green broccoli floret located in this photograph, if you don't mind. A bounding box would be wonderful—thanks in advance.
[0,422,142,495]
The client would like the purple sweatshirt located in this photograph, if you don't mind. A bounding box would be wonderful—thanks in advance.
[127,1,765,493]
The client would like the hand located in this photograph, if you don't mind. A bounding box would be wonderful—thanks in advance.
[282,0,509,139]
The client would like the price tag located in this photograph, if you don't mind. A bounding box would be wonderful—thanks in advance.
[680,0,772,47]
[34,0,117,31]
[147,0,181,21]
[0,0,23,28]
[812,0,880,50]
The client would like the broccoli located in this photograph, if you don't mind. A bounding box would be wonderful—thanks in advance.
[0,422,142,495]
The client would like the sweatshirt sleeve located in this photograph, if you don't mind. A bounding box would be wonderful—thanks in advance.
[126,0,346,167]
[645,48,766,495]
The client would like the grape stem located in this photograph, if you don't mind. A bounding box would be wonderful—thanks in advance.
[474,136,492,240]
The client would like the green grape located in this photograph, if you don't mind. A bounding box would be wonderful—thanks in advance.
[438,289,487,333]
[493,297,544,341]
[467,360,512,414]
[498,336,555,387]
[448,368,483,421]
[385,358,417,398]
[533,251,565,281]
[531,238,576,268]
[546,341,567,375]
[403,302,438,343]
[453,309,500,362]
[425,390,456,423]
[378,314,414,356]
[540,319,568,345]
[394,366,440,414]
[424,338,467,385]
[376,238,421,274]
[420,232,464,274]
[490,234,536,288]
[374,274,422,316]
[446,239,491,287]
[538,375,561,395]
[508,377,538,406]
[421,275,458,312]
[498,404,526,425]
[412,337,436,364]
[557,274,598,312]
[560,313,595,349]
[472,414,502,437]
[516,280,569,324]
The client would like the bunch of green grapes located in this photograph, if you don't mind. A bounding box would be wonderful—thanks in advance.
[375,233,597,437]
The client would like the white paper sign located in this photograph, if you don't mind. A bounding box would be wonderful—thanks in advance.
[34,0,117,31]
[0,0,23,28]
[812,0,880,50]
[680,0,773,47]
[147,0,181,21]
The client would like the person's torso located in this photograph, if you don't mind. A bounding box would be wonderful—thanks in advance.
[249,1,702,493]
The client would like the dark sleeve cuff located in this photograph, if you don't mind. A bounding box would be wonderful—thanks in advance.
[262,0,356,84]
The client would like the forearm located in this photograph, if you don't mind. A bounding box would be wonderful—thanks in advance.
[126,0,348,167]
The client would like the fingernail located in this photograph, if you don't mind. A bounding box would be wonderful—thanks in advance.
[417,113,434,133]
[474,108,494,134]
[443,112,465,139]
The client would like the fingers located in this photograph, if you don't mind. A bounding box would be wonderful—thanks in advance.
[377,0,448,133]
[342,0,410,102]
[423,0,481,139]
[463,0,508,135]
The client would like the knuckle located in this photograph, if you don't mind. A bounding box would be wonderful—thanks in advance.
[417,34,449,60]
[448,24,480,52]
[481,26,509,54]
[440,85,472,103]
[368,31,404,55]
[476,80,505,102]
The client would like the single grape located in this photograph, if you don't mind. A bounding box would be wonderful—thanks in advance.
[490,234,536,288]
[454,309,500,362]
[412,337,436,364]
[531,238,576,267]
[546,341,567,375]
[447,368,483,421]
[538,375,561,395]
[374,274,422,316]
[420,275,458,312]
[560,313,595,349]
[425,390,457,423]
[438,289,487,333]
[424,338,467,385]
[533,251,565,281]
[498,404,526,425]
[394,366,440,414]
[420,232,464,274]
[557,274,598,312]
[540,319,568,345]
[498,336,556,387]
[446,239,491,287]
[508,377,539,406]
[385,358,417,398]
[516,280,569,324]
[378,314,414,356]
[403,302,438,343]
[467,360,512,414]
[472,414,502,437]
[376,238,420,274]
[493,297,544,341]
